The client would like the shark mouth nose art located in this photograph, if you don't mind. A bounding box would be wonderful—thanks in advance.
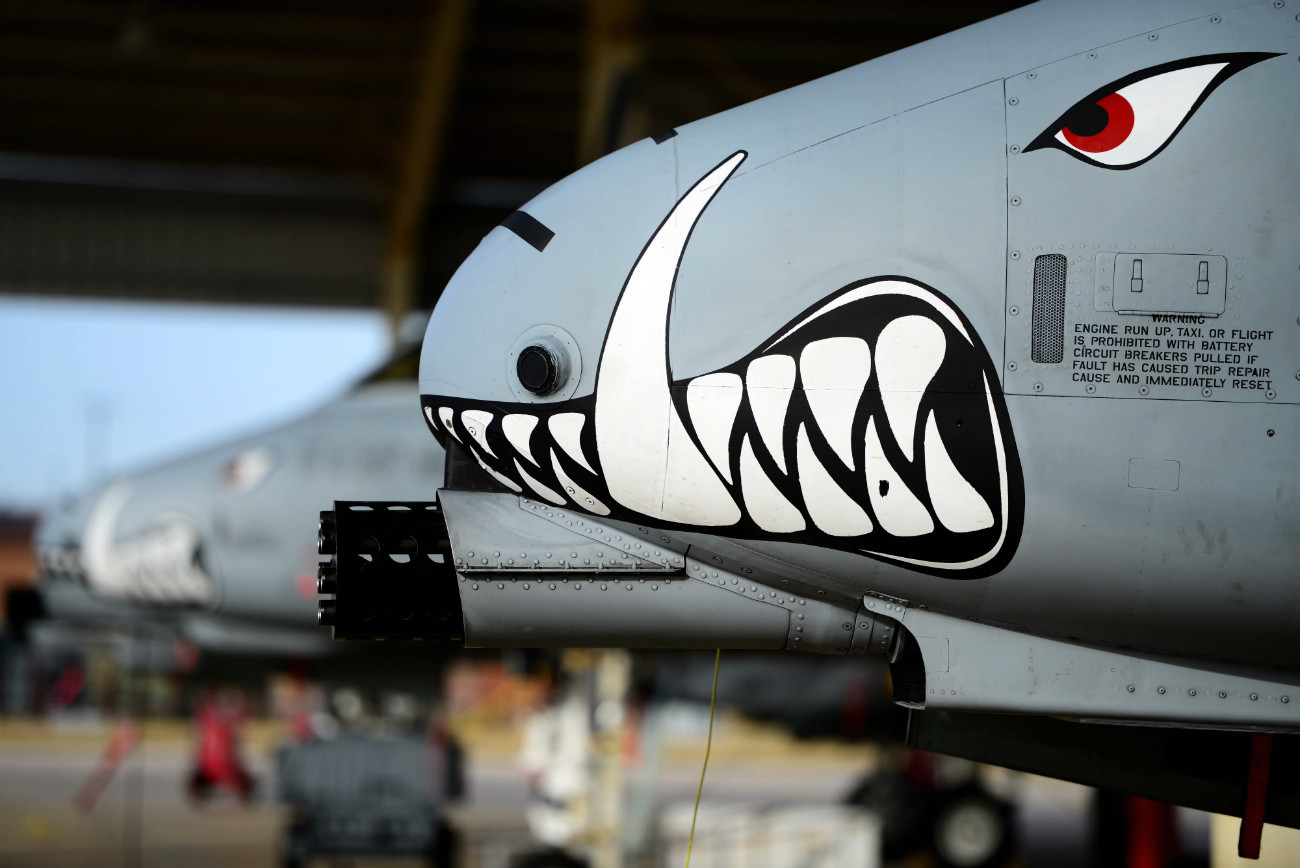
[82,482,216,605]
[423,152,1022,577]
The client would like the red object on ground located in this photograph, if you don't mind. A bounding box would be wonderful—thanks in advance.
[901,748,937,795]
[283,661,314,743]
[47,666,85,712]
[189,693,254,802]
[838,674,872,740]
[74,721,141,813]
[1125,796,1177,868]
[1238,732,1273,860]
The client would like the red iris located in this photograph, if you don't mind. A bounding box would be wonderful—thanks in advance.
[1061,92,1135,153]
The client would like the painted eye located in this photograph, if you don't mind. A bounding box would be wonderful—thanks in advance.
[1058,92,1135,153]
[222,446,278,493]
[1026,53,1280,169]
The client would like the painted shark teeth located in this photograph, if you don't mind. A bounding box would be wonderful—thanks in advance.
[797,423,873,536]
[924,409,994,533]
[865,416,933,537]
[549,413,595,474]
[462,410,497,457]
[739,434,805,533]
[515,459,563,504]
[82,482,215,604]
[875,315,946,462]
[423,150,1020,576]
[471,449,521,492]
[594,152,746,525]
[551,449,610,516]
[436,407,460,441]
[502,414,539,465]
[800,336,871,468]
[746,355,796,474]
[686,373,743,483]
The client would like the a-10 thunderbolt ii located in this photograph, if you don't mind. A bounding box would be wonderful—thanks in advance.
[316,0,1298,844]
[30,346,442,657]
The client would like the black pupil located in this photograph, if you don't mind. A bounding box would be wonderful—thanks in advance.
[517,345,558,394]
[1062,101,1109,138]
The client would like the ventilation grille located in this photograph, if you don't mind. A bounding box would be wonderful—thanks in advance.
[1031,253,1067,364]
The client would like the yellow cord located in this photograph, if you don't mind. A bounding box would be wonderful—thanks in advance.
[685,649,720,868]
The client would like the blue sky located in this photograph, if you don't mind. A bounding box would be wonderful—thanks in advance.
[0,296,390,511]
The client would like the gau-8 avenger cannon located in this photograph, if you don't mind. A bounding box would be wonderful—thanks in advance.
[318,0,1300,838]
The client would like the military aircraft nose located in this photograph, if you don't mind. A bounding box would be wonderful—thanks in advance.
[417,139,1020,574]
[419,138,679,410]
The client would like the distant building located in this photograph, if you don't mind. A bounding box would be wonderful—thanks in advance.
[0,512,36,621]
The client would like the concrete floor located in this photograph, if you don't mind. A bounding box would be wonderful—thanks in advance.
[0,718,1211,868]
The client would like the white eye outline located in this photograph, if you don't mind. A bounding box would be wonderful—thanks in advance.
[1025,53,1280,170]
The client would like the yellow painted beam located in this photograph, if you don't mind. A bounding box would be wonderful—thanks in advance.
[381,0,473,334]
[578,0,644,167]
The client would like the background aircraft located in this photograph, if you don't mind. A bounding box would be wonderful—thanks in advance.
[26,340,439,658]
[319,0,1299,852]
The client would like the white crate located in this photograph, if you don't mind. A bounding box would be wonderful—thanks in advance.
[658,802,880,868]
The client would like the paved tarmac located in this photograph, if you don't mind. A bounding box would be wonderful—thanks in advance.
[0,717,1209,868]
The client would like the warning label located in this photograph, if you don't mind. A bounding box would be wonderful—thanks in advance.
[1069,318,1276,395]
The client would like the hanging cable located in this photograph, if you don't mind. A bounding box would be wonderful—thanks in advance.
[685,648,720,868]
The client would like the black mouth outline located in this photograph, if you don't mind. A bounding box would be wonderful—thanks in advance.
[424,277,1023,580]
[423,150,1022,579]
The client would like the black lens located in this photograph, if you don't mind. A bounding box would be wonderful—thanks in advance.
[517,345,559,394]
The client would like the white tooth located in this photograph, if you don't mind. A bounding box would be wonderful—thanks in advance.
[502,414,539,464]
[876,315,945,462]
[796,424,872,536]
[739,435,804,533]
[438,407,460,441]
[924,410,993,533]
[661,410,742,525]
[859,376,1007,571]
[515,459,565,505]
[687,372,743,483]
[469,451,521,493]
[864,417,933,537]
[462,410,497,458]
[746,354,796,473]
[595,152,746,523]
[550,450,611,516]
[800,337,870,468]
[549,413,595,474]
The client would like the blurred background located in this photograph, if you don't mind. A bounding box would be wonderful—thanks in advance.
[0,1,1279,866]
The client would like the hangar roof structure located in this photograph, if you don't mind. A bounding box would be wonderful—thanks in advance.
[0,0,1027,320]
